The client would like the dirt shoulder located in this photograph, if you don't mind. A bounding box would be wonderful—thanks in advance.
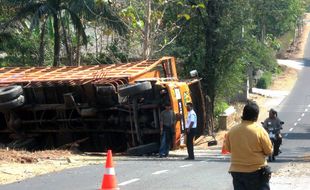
[0,149,104,184]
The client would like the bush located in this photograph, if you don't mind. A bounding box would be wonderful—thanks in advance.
[214,100,229,118]
[256,72,272,89]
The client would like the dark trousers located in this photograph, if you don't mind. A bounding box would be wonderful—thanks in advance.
[231,170,270,190]
[159,126,172,156]
[186,128,196,159]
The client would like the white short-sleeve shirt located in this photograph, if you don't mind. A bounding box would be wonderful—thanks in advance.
[186,110,197,129]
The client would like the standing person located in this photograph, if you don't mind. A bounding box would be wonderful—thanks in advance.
[185,102,197,160]
[223,101,273,190]
[159,103,176,158]
[263,108,283,156]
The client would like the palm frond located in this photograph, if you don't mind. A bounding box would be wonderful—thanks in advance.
[30,4,52,30]
[69,0,97,20]
[0,32,14,50]
[64,7,88,45]
[99,3,128,36]
[1,3,43,30]
[68,0,128,36]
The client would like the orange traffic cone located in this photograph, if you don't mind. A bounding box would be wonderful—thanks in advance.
[100,150,119,190]
[221,133,230,155]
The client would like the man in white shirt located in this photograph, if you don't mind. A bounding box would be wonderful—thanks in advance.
[185,102,197,160]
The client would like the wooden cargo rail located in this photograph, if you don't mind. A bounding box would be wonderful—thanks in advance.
[0,56,177,87]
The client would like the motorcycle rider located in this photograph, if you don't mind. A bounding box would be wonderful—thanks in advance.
[263,108,283,156]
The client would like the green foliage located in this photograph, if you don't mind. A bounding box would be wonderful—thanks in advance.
[1,0,127,67]
[256,71,272,89]
[157,0,304,129]
[0,32,40,67]
[214,100,229,118]
[251,0,304,38]
[305,0,310,11]
[243,37,278,72]
[84,40,128,64]
[119,0,185,58]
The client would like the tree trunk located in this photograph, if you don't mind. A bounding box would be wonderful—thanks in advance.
[142,0,151,59]
[75,14,84,66]
[75,31,81,66]
[95,22,98,58]
[61,16,72,66]
[53,14,60,67]
[203,0,220,133]
[38,21,46,66]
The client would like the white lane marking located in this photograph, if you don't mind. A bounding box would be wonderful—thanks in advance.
[308,105,310,107]
[294,123,297,126]
[152,170,169,175]
[301,113,305,117]
[297,118,301,121]
[180,164,193,168]
[289,128,294,131]
[305,109,308,112]
[119,178,140,186]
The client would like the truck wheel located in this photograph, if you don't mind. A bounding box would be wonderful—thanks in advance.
[118,82,152,97]
[0,95,25,110]
[97,85,116,96]
[0,85,23,103]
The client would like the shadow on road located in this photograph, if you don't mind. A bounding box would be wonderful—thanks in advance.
[283,132,310,139]
[303,58,310,67]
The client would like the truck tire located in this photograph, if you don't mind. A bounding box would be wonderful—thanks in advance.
[0,85,23,103]
[0,95,25,110]
[118,82,152,97]
[97,85,116,96]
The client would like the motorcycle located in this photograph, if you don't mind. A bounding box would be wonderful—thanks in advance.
[261,121,284,162]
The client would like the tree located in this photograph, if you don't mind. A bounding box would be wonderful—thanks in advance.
[2,0,127,66]
[69,0,128,65]
[119,0,185,59]
[160,0,251,131]
[2,0,86,66]
[251,0,304,40]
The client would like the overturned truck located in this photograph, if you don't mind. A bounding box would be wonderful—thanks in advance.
[0,57,206,153]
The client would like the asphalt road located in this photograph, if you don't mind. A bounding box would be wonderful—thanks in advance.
[0,147,288,190]
[277,31,310,161]
[2,28,310,190]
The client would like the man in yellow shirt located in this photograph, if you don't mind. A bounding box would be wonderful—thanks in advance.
[223,101,273,190]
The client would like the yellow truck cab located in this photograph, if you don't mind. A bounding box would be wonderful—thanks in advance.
[0,56,206,153]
